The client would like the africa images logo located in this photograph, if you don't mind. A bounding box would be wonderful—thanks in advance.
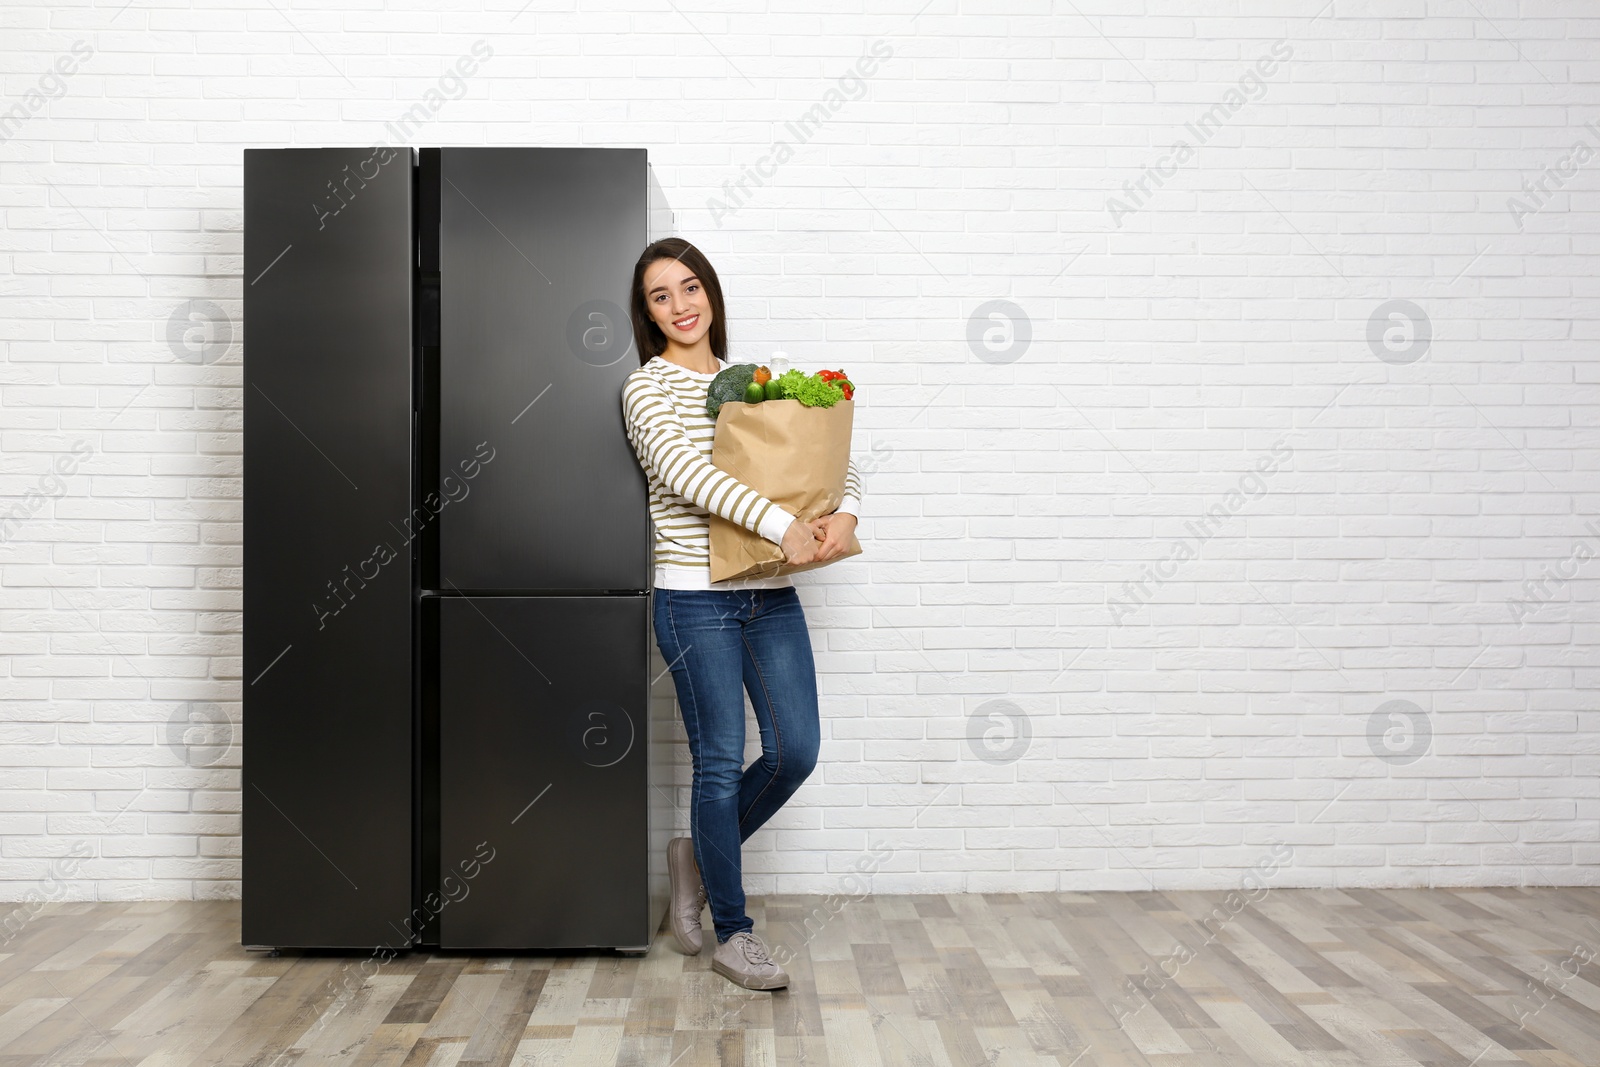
[1106,38,1293,228]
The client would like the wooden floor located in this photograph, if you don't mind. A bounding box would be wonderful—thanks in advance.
[0,888,1596,1066]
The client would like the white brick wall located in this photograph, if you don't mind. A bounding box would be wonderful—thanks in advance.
[1,1,1596,902]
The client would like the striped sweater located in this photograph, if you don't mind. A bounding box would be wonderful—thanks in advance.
[620,355,862,590]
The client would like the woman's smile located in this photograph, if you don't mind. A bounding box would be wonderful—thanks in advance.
[672,313,699,331]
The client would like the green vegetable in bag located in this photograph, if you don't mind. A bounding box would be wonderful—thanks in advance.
[775,368,846,408]
[706,363,758,419]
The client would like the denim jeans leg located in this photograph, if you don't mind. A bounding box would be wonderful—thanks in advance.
[652,588,756,943]
[736,587,821,841]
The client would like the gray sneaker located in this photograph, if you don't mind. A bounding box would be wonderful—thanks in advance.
[667,837,707,954]
[712,930,789,990]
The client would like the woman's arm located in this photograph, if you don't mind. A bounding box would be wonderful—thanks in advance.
[811,454,861,561]
[836,457,862,517]
[621,376,796,545]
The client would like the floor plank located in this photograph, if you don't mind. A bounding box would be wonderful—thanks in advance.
[0,890,1589,1066]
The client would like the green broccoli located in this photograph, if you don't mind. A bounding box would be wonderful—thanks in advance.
[706,363,758,419]
[775,368,846,408]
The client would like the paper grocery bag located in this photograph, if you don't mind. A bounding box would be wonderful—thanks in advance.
[707,398,863,583]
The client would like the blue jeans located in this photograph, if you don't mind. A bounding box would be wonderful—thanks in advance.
[651,586,821,944]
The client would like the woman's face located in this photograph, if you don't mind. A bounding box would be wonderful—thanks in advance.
[643,257,712,348]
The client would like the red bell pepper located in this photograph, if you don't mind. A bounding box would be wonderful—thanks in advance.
[817,368,854,400]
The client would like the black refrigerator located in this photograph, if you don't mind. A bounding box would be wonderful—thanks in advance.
[241,146,678,952]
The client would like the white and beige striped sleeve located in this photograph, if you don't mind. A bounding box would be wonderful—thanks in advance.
[837,458,862,517]
[621,375,796,545]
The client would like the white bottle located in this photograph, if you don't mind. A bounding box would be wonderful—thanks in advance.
[768,350,790,380]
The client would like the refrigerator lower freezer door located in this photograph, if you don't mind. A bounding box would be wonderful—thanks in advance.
[436,594,671,950]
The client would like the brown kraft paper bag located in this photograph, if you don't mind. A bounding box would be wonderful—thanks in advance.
[707,398,863,583]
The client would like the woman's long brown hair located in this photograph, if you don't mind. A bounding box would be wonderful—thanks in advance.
[629,237,729,368]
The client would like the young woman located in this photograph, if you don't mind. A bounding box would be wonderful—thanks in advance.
[619,237,861,991]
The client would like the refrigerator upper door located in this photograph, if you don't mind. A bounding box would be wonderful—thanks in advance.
[436,147,653,593]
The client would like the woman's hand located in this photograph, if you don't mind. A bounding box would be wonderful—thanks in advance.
[810,512,857,563]
[780,518,823,566]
